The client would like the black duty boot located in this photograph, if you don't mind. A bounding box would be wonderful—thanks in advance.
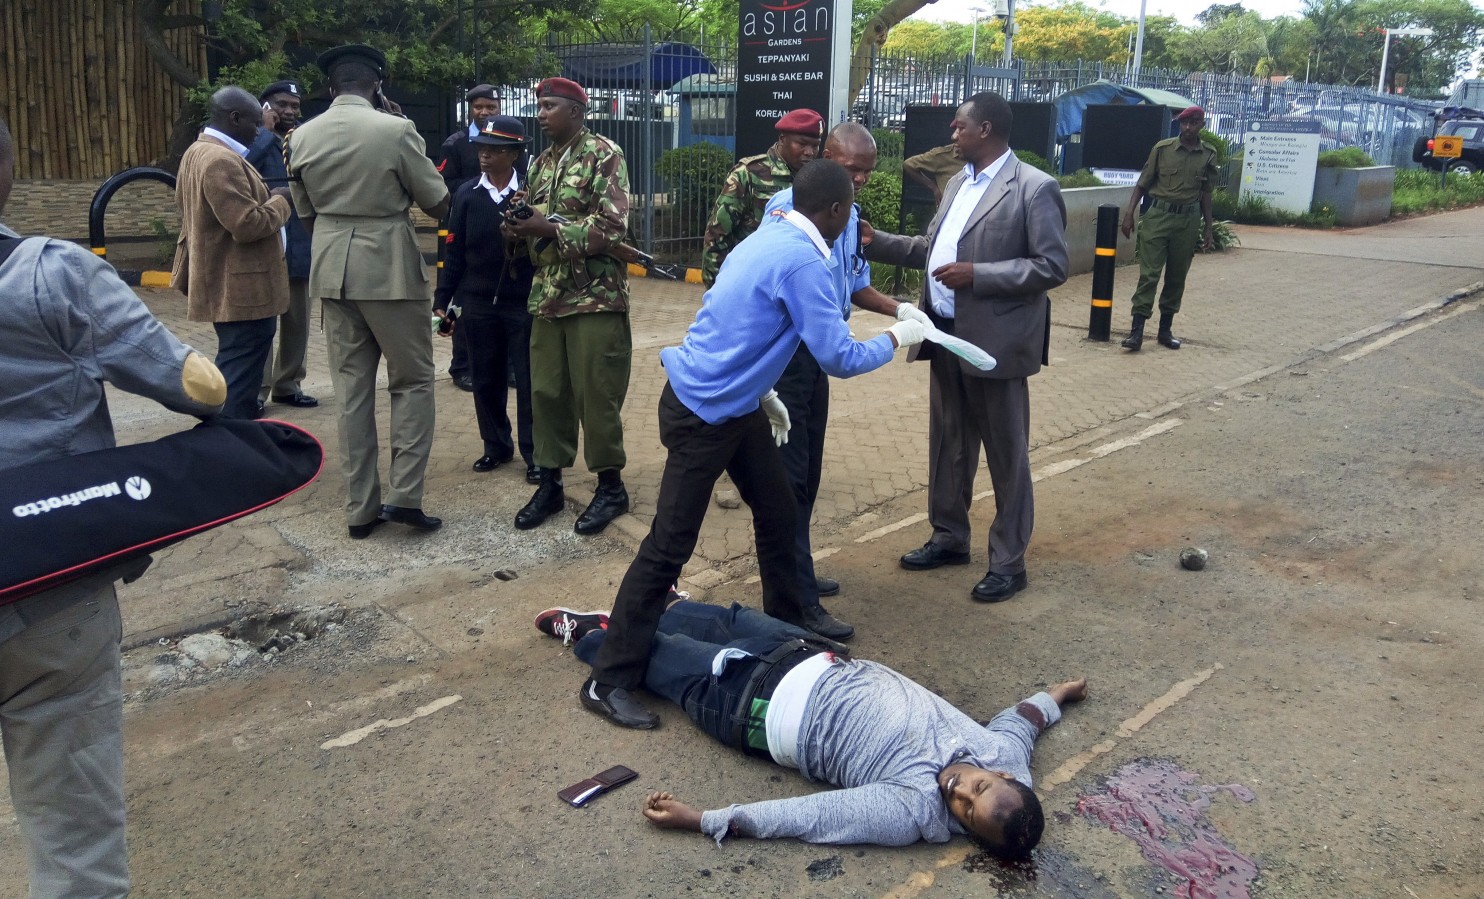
[1121,315,1147,351]
[575,469,629,535]
[1157,312,1182,349]
[515,468,565,530]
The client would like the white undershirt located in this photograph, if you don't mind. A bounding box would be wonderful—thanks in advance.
[926,148,1012,318]
[764,652,837,769]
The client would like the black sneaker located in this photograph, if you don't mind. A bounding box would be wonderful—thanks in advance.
[534,608,609,646]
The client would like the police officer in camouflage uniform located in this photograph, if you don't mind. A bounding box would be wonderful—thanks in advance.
[1119,105,1218,351]
[504,77,634,536]
[699,108,823,287]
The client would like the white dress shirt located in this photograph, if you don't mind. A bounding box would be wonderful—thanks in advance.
[926,148,1012,318]
[477,169,520,204]
[202,126,250,158]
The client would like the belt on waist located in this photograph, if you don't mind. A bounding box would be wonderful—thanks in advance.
[733,639,829,759]
[314,213,410,226]
[1149,199,1200,215]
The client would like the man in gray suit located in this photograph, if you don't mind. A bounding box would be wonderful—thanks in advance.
[864,92,1068,604]
[286,45,451,539]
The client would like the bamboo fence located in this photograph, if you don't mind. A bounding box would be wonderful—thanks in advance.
[1,0,206,179]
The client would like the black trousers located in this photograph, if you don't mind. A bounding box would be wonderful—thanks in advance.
[460,300,533,465]
[773,344,829,609]
[590,383,807,690]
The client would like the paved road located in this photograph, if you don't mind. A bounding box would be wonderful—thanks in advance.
[1,206,1480,896]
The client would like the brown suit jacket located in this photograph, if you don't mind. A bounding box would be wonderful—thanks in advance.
[866,156,1068,379]
[172,133,291,322]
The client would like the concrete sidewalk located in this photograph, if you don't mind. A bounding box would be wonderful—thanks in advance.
[96,204,1484,640]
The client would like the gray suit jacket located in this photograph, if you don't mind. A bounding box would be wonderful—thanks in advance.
[867,156,1068,379]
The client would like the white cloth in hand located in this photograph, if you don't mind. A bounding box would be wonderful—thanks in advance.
[760,389,791,446]
[895,303,932,326]
[886,320,928,349]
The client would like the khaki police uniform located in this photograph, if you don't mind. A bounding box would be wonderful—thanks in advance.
[287,94,450,525]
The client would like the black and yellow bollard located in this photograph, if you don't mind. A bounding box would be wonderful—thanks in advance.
[1087,203,1119,341]
[436,224,449,272]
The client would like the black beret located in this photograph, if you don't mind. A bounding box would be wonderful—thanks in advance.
[259,80,302,103]
[316,44,387,80]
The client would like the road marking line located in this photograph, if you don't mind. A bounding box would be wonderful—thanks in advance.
[854,512,928,543]
[320,695,462,750]
[1340,300,1476,362]
[1040,662,1224,794]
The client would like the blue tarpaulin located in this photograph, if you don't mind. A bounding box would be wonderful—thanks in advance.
[1054,80,1199,141]
[557,42,717,90]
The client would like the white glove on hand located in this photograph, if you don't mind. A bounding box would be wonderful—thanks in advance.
[895,303,932,327]
[886,320,928,349]
[760,390,791,446]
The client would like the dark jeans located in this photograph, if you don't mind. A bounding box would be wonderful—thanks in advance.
[461,300,534,465]
[576,601,814,747]
[214,317,277,419]
[773,344,829,609]
[589,383,806,690]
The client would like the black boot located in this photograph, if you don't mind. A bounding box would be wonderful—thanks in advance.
[1121,315,1147,351]
[1157,312,1182,349]
[575,469,629,535]
[515,468,565,530]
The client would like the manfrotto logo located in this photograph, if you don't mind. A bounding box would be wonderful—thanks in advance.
[11,481,125,518]
[125,477,152,500]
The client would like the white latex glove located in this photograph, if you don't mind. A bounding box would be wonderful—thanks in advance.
[760,390,791,446]
[886,320,928,349]
[895,302,932,327]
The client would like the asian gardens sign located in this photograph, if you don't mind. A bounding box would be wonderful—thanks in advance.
[734,0,853,160]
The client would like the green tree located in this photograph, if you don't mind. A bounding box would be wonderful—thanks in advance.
[1169,9,1270,74]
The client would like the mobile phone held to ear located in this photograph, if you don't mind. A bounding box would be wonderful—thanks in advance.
[558,765,638,808]
[374,88,387,110]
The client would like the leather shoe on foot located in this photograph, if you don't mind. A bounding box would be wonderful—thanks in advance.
[453,375,474,392]
[580,678,658,729]
[515,475,565,530]
[472,454,511,473]
[270,392,319,408]
[574,483,629,535]
[971,570,1027,603]
[347,518,385,540]
[815,576,840,597]
[379,505,443,531]
[799,605,854,641]
[900,542,971,570]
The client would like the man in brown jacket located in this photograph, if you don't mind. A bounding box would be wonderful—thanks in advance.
[172,86,292,419]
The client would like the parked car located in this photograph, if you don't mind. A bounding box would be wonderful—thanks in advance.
[1413,107,1484,175]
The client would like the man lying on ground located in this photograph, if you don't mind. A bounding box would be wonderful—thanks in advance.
[536,601,1087,854]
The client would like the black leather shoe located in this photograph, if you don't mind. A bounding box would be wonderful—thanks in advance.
[799,605,854,641]
[971,570,1028,603]
[515,474,565,530]
[1157,313,1182,350]
[270,392,319,408]
[472,454,512,473]
[574,483,629,535]
[347,518,385,540]
[815,576,840,597]
[900,542,971,571]
[1122,315,1147,351]
[580,678,659,729]
[379,505,443,531]
[453,375,474,392]
[525,465,542,485]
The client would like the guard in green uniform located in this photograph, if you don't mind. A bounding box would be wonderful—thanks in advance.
[503,77,635,537]
[1119,105,1219,351]
[699,108,823,287]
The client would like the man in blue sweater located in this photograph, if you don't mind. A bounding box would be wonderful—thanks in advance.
[579,160,929,729]
[537,601,1086,853]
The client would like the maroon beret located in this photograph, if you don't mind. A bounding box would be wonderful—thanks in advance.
[1174,105,1206,122]
[537,77,588,107]
[775,108,824,137]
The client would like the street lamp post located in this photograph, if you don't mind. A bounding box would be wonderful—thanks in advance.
[1132,0,1147,79]
[1377,26,1433,94]
[970,7,984,61]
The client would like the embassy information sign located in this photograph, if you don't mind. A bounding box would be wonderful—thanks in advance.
[1240,119,1323,214]
[734,0,853,160]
